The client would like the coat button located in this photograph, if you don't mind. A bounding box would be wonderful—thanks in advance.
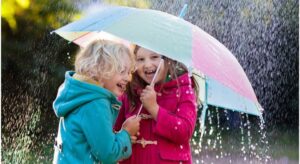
[123,146,128,153]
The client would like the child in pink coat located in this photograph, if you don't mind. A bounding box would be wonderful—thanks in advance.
[114,45,199,163]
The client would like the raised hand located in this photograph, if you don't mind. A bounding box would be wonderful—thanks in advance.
[140,85,159,120]
[122,115,141,136]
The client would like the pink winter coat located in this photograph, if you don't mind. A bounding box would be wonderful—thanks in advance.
[114,73,197,164]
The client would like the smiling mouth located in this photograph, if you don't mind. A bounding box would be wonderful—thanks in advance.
[145,69,156,77]
[116,83,126,92]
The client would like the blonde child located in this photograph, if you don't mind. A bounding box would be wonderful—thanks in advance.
[53,40,141,163]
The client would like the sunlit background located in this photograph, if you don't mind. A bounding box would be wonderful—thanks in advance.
[2,0,298,163]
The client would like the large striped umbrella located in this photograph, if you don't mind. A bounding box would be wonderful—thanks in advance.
[53,5,263,133]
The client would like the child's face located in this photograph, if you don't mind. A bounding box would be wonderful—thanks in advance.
[102,55,132,97]
[136,47,168,84]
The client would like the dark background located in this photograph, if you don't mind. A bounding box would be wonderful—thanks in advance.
[1,0,298,162]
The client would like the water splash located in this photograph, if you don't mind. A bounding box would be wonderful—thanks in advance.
[192,107,272,163]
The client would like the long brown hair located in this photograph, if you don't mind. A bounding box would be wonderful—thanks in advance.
[126,45,200,110]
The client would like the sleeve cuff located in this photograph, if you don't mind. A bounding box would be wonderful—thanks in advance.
[116,129,132,157]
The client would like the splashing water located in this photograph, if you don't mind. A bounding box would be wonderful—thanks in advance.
[192,107,273,163]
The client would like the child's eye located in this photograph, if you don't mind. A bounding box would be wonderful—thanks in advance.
[151,55,161,61]
[151,54,161,59]
[120,67,134,76]
[137,58,144,62]
[120,70,125,74]
[119,67,126,74]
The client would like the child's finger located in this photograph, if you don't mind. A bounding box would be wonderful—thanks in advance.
[128,115,136,119]
[145,85,154,91]
[147,85,154,88]
[143,89,151,95]
[133,115,141,122]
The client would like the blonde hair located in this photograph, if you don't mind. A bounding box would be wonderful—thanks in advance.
[75,40,134,81]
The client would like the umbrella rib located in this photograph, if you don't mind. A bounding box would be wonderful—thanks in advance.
[70,31,94,44]
[68,18,109,43]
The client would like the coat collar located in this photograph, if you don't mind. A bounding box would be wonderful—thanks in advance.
[135,73,192,95]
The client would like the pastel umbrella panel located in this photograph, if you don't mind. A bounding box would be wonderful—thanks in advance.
[54,6,263,120]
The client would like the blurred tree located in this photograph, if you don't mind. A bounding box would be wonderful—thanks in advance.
[1,0,79,162]
[2,0,30,32]
[2,0,152,162]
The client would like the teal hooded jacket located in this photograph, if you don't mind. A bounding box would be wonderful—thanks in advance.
[53,71,131,164]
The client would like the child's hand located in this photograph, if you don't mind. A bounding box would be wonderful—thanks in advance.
[140,85,159,119]
[130,135,138,144]
[122,115,141,136]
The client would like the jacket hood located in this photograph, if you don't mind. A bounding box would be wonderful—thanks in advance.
[53,71,119,117]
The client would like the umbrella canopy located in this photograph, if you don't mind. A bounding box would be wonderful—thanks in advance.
[53,5,263,118]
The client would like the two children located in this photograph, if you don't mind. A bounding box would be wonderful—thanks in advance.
[52,40,141,163]
[53,40,198,163]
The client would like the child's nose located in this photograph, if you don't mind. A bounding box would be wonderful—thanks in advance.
[144,59,153,68]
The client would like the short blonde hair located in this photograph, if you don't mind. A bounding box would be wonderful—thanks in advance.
[75,40,134,81]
